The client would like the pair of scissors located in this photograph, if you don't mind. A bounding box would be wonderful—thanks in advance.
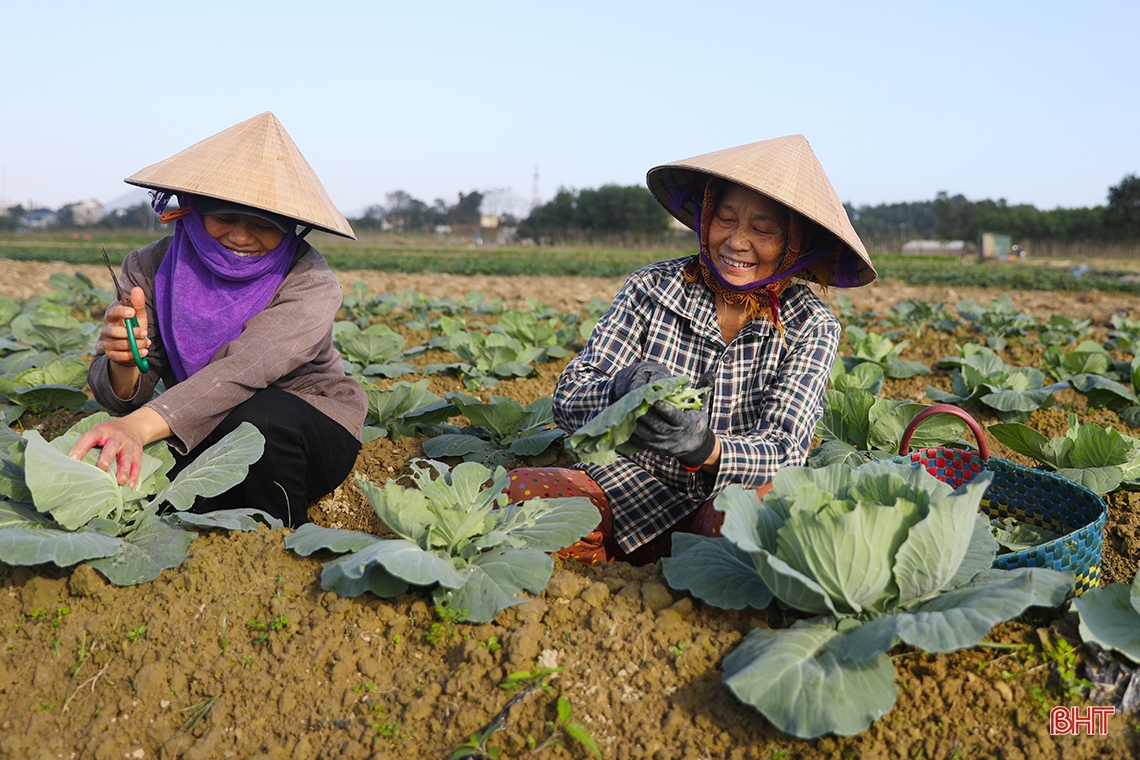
[100,246,149,373]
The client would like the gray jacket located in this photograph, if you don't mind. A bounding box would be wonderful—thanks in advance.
[88,237,367,453]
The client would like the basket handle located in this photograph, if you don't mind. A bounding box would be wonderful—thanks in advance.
[898,403,989,459]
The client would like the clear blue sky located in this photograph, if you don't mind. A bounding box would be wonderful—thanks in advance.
[3,0,1136,218]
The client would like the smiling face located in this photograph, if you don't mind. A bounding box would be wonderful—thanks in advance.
[203,213,285,257]
[706,183,789,287]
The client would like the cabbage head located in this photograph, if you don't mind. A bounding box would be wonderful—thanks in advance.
[663,461,1072,739]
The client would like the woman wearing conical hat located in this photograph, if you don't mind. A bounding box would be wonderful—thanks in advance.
[69,113,367,527]
[507,135,874,564]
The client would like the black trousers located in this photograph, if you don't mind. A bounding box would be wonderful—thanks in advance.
[177,388,361,527]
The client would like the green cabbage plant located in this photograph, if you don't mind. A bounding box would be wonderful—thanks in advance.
[421,393,565,468]
[809,387,967,468]
[0,415,271,586]
[927,347,1057,422]
[956,294,1038,350]
[284,460,599,623]
[360,379,457,443]
[1058,354,1140,428]
[876,299,958,339]
[1072,570,1140,664]
[830,355,884,396]
[1,304,98,376]
[1104,314,1140,354]
[662,461,1071,739]
[988,414,1140,494]
[1041,340,1127,383]
[1037,314,1094,348]
[333,321,418,379]
[841,326,929,379]
[566,377,707,466]
[423,332,546,391]
[490,309,577,361]
[0,355,93,421]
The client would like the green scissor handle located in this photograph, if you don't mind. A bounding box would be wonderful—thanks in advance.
[101,245,149,374]
[125,315,150,373]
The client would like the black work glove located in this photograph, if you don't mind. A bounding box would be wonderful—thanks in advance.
[630,400,716,469]
[609,361,672,403]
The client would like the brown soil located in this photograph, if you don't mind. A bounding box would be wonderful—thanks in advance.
[2,265,1139,759]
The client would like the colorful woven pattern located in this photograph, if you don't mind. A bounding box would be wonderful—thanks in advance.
[894,447,1107,595]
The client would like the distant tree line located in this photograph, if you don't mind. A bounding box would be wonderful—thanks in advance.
[849,174,1140,249]
[517,185,672,243]
[352,190,500,232]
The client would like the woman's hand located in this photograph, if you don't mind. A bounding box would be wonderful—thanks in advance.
[67,408,172,488]
[630,401,718,469]
[100,286,150,399]
[610,361,671,402]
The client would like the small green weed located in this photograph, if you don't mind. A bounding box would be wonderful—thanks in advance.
[369,705,410,739]
[1043,638,1093,703]
[123,626,147,643]
[524,695,601,758]
[165,695,217,751]
[247,614,288,646]
[219,613,230,655]
[30,606,70,630]
[1027,686,1051,718]
[424,605,468,647]
[478,635,501,653]
[668,640,689,670]
[500,666,562,694]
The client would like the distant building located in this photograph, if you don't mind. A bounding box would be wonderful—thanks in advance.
[23,208,59,228]
[901,240,968,254]
[977,232,1013,261]
[69,198,107,226]
[0,199,13,216]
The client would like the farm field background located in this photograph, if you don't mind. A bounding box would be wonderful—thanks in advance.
[1,235,1139,760]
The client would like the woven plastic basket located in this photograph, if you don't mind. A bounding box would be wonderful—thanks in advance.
[892,404,1107,595]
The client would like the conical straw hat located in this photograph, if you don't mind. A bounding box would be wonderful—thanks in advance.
[125,112,356,239]
[646,134,874,286]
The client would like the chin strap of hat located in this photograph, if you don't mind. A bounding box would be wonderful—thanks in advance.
[159,207,192,224]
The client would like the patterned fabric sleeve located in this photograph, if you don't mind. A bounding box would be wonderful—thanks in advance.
[552,269,657,431]
[710,306,840,493]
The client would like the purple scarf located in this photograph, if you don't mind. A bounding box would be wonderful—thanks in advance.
[153,197,298,382]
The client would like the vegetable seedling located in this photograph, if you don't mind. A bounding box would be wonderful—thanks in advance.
[567,376,708,466]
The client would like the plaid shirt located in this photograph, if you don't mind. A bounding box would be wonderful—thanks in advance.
[553,256,840,553]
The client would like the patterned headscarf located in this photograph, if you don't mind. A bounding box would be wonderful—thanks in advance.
[683,178,835,338]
